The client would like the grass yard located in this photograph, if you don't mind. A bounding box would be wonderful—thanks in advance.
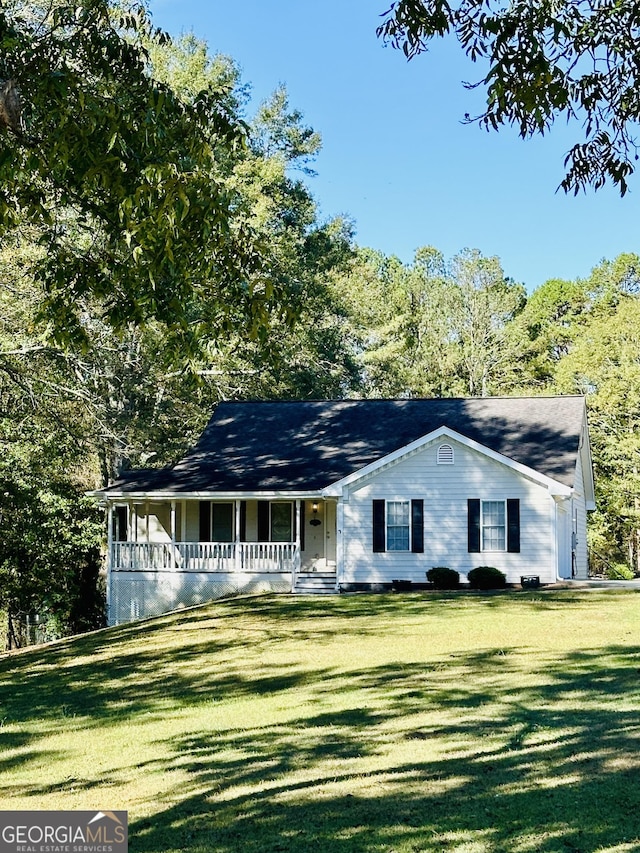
[1,590,640,853]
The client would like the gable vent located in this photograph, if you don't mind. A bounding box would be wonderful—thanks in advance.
[437,443,454,464]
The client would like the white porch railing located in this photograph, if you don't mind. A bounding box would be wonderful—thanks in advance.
[111,541,300,574]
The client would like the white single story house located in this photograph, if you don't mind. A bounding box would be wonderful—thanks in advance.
[94,396,595,625]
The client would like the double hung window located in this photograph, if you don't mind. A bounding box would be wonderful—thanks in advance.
[468,498,520,553]
[270,502,293,542]
[372,499,424,553]
[387,501,410,551]
[481,501,506,551]
[199,501,235,542]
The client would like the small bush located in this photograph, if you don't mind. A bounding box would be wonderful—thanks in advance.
[606,562,635,580]
[468,566,507,590]
[427,566,460,589]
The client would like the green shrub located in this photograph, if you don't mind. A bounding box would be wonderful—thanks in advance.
[606,562,635,580]
[426,566,460,589]
[468,566,507,590]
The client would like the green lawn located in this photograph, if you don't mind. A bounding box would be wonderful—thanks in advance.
[1,590,640,852]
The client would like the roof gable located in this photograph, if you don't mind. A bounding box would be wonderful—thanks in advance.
[322,425,573,496]
[101,396,588,496]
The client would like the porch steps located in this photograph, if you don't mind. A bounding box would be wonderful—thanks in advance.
[293,572,338,595]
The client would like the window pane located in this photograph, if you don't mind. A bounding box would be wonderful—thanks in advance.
[113,506,128,542]
[271,503,292,542]
[482,501,505,550]
[212,503,234,542]
[387,501,410,551]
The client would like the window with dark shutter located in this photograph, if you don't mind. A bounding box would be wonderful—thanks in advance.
[239,501,247,541]
[411,499,424,553]
[199,501,211,542]
[507,499,521,553]
[468,499,481,552]
[257,501,270,541]
[372,500,386,552]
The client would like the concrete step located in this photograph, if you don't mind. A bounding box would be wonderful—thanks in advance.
[293,572,337,594]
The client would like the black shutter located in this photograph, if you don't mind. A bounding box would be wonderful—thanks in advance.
[300,501,306,551]
[239,501,247,541]
[507,499,521,553]
[373,499,386,552]
[257,501,270,541]
[411,499,424,553]
[199,501,211,542]
[468,499,481,553]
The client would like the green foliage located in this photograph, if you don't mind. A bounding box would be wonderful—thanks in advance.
[332,245,524,398]
[505,277,590,387]
[554,292,640,572]
[377,1,640,194]
[426,566,460,589]
[0,471,104,647]
[251,85,322,174]
[605,562,635,581]
[0,1,272,348]
[468,566,507,590]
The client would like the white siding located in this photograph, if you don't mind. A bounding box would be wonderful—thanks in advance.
[133,502,172,543]
[572,450,589,579]
[245,500,259,542]
[341,437,557,585]
[185,501,200,542]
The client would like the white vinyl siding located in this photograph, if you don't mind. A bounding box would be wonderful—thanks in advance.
[572,450,589,578]
[341,437,556,586]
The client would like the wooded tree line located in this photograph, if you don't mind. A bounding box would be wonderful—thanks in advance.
[1,2,639,644]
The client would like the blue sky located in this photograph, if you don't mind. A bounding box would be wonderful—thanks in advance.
[149,0,640,292]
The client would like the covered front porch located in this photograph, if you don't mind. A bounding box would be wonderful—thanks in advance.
[105,497,338,624]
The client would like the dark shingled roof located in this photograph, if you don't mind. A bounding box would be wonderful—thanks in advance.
[102,396,586,494]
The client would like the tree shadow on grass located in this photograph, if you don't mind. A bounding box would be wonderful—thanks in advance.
[2,590,640,851]
[123,643,640,853]
[0,592,522,728]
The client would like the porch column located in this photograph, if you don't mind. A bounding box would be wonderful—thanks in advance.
[106,503,114,625]
[132,502,138,569]
[235,499,242,572]
[294,499,301,588]
[170,501,177,568]
[181,500,187,568]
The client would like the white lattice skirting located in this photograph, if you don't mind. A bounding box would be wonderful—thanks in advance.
[109,571,293,625]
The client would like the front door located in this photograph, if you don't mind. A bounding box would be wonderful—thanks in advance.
[301,501,327,572]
